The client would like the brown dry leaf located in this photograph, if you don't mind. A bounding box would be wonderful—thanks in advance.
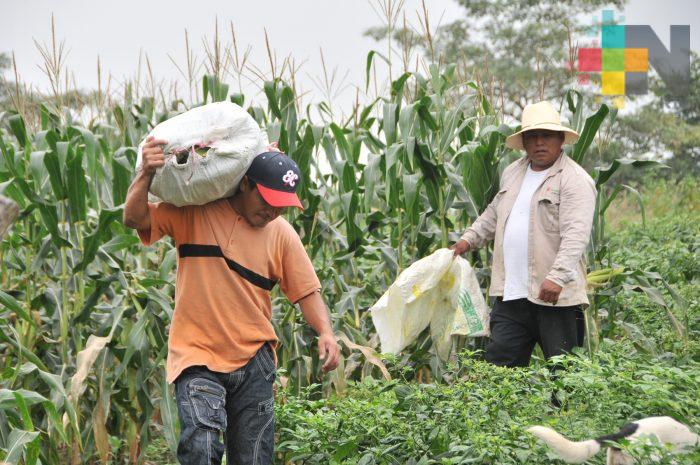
[93,392,111,464]
[0,195,19,240]
[336,332,391,381]
[69,335,111,403]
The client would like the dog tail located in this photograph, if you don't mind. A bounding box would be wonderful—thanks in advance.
[527,426,601,463]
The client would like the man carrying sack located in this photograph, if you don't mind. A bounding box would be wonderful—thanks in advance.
[451,101,597,367]
[124,138,340,465]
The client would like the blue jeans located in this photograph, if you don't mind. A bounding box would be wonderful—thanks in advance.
[174,344,276,465]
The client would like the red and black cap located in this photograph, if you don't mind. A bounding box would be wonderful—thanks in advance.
[245,152,304,209]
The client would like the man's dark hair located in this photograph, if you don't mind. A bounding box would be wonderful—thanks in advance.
[235,176,257,195]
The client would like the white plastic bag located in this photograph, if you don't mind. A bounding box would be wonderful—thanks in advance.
[370,248,490,360]
[136,101,269,206]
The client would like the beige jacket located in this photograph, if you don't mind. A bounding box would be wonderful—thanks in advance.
[461,153,597,307]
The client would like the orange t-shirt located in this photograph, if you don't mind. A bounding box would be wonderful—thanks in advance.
[137,198,321,383]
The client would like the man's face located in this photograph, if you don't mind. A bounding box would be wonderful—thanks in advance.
[522,130,565,169]
[237,177,285,228]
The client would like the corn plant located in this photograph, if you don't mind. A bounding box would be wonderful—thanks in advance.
[0,44,683,465]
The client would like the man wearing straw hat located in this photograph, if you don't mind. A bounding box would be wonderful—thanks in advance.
[451,101,596,367]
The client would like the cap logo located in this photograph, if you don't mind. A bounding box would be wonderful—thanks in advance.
[282,170,299,187]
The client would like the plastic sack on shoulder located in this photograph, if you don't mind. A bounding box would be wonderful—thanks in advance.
[370,248,490,360]
[136,101,269,206]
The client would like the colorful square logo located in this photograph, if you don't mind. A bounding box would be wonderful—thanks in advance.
[625,72,648,95]
[577,9,689,106]
[602,25,625,48]
[602,72,625,95]
[578,48,601,72]
[602,49,625,71]
[624,48,648,72]
[577,10,654,107]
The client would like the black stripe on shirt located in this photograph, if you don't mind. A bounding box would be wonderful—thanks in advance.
[177,244,278,291]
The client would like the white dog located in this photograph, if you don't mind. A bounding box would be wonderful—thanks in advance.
[527,416,699,464]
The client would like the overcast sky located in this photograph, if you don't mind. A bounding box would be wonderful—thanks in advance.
[2,0,698,115]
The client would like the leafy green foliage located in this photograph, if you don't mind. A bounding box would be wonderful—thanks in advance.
[277,343,699,464]
[0,52,693,464]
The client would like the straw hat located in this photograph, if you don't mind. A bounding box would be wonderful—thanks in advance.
[505,101,579,150]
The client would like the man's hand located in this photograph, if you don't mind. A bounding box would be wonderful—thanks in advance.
[449,239,471,256]
[318,332,340,372]
[140,136,168,176]
[297,291,340,373]
[266,141,282,153]
[538,279,563,305]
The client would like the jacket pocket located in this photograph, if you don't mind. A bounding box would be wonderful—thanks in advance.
[188,378,227,431]
[537,190,560,232]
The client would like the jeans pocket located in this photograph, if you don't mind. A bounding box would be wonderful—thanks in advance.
[254,345,276,382]
[188,378,227,431]
[257,396,274,416]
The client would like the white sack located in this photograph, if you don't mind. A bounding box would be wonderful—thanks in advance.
[370,248,490,360]
[136,101,269,206]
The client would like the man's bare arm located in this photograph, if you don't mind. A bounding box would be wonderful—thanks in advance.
[297,291,340,372]
[123,137,167,230]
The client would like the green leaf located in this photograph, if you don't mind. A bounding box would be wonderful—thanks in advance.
[65,144,88,222]
[413,141,441,183]
[339,191,362,252]
[37,203,71,248]
[0,389,48,409]
[0,342,46,375]
[0,290,38,329]
[114,310,151,381]
[264,80,282,119]
[43,148,66,199]
[112,147,135,206]
[359,98,381,127]
[461,144,500,213]
[330,124,353,166]
[73,274,120,324]
[363,154,382,212]
[8,114,28,147]
[202,75,210,103]
[595,159,664,187]
[3,429,40,465]
[28,151,49,194]
[365,50,389,92]
[280,85,298,153]
[402,173,422,226]
[382,103,397,146]
[39,103,60,130]
[333,440,358,462]
[399,104,416,159]
[74,208,123,272]
[415,96,438,131]
[390,72,411,99]
[572,104,609,165]
[565,89,584,133]
[12,392,34,430]
[102,234,140,253]
[0,137,44,205]
[230,93,245,106]
[160,375,179,457]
